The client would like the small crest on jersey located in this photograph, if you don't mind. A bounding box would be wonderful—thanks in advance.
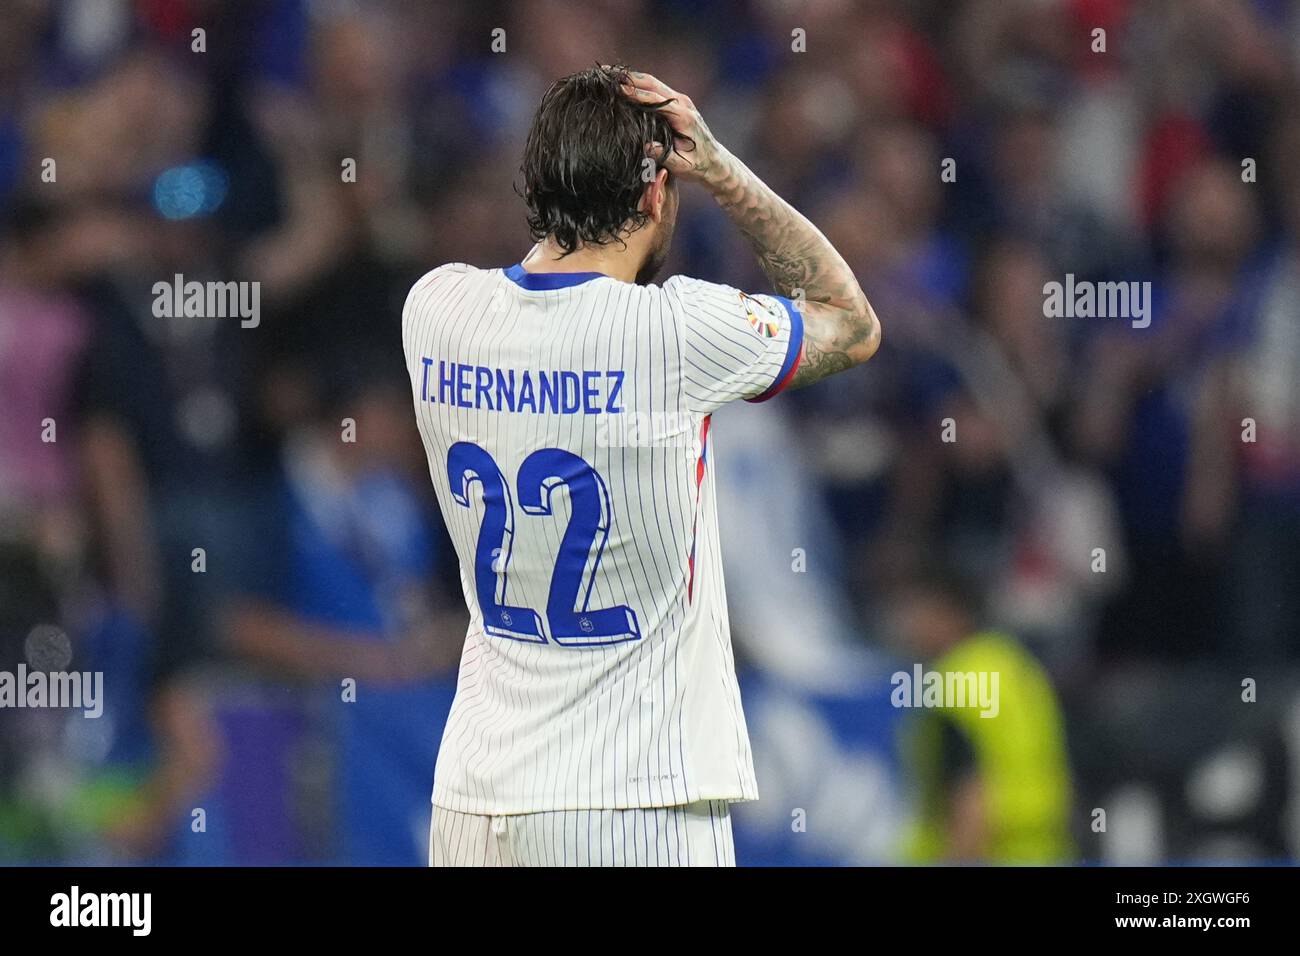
[740,292,781,339]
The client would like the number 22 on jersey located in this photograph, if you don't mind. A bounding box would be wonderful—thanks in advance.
[446,441,642,647]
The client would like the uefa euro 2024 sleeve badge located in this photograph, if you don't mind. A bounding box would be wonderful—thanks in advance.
[739,291,780,339]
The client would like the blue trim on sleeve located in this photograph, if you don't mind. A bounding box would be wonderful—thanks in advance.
[503,263,609,290]
[747,295,804,402]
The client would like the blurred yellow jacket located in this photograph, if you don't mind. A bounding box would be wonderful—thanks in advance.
[902,630,1074,864]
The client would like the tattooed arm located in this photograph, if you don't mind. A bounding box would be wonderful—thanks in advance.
[625,72,881,387]
[706,149,880,386]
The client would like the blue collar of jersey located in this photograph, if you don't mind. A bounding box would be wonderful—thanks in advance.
[504,263,609,290]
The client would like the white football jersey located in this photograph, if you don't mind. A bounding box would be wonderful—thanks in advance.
[403,262,803,814]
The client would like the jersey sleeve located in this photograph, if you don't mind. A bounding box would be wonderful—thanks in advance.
[666,275,804,415]
[402,263,467,345]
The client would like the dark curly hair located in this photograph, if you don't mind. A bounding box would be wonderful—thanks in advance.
[519,65,686,255]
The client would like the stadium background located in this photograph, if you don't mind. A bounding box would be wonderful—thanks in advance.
[2,0,1299,865]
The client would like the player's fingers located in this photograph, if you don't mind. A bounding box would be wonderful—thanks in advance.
[627,70,679,101]
[624,84,689,128]
[622,82,679,119]
[624,82,693,133]
[622,82,662,102]
[623,81,680,113]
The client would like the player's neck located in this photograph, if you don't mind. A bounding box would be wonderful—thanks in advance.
[520,239,645,284]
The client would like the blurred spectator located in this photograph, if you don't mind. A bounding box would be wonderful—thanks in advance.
[1075,158,1260,660]
[0,198,219,865]
[891,566,1074,864]
[220,379,462,863]
[1216,115,1300,664]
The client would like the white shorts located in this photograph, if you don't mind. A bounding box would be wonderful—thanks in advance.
[429,800,736,867]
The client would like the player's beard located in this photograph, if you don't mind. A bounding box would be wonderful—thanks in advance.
[635,219,674,285]
[636,181,677,285]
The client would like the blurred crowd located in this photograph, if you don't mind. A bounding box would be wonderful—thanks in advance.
[2,0,1300,864]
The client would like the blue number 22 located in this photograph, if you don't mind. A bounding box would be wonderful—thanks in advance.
[446,442,641,647]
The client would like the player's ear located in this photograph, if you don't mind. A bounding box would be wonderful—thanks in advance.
[643,167,670,223]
